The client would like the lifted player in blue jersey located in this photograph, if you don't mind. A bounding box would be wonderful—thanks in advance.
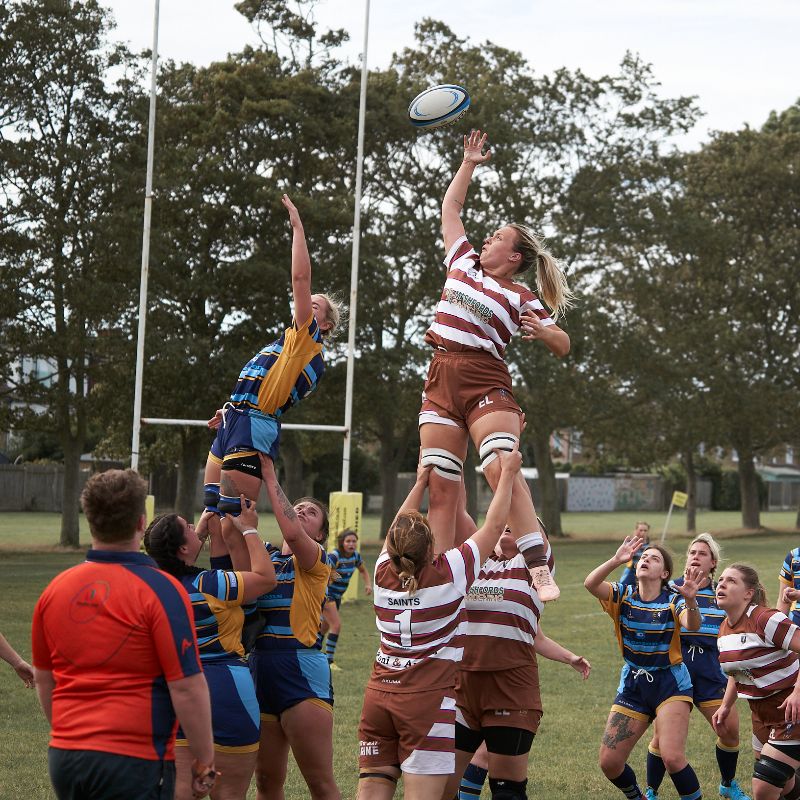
[645,534,749,800]
[320,529,372,671]
[202,195,341,555]
[585,536,704,800]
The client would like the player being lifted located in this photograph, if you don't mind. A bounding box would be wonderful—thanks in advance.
[418,129,573,600]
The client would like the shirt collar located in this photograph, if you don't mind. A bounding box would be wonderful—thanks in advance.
[86,549,157,567]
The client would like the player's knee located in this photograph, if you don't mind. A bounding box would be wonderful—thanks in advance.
[489,777,527,800]
[660,752,687,773]
[599,748,624,777]
[217,492,242,516]
[753,755,795,788]
[421,447,464,484]
[255,761,286,790]
[478,432,518,470]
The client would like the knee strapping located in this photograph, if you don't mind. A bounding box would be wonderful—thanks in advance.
[421,448,464,482]
[217,493,242,516]
[203,483,221,515]
[753,755,795,788]
[489,777,528,800]
[358,772,398,784]
[478,432,518,469]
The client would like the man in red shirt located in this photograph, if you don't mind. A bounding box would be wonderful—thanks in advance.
[32,469,217,799]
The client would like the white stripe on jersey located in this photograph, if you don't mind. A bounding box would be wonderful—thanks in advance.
[466,621,535,646]
[427,322,499,358]
[764,613,795,650]
[718,641,797,671]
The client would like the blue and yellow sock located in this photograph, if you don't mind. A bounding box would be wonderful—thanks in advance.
[669,763,702,800]
[647,745,666,792]
[324,632,339,664]
[716,739,739,787]
[609,764,644,799]
[459,763,488,799]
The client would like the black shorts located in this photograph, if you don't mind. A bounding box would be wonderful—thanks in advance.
[48,748,175,800]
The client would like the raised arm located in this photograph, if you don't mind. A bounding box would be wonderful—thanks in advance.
[674,567,703,632]
[441,129,491,253]
[282,194,313,327]
[259,454,321,571]
[381,465,432,555]
[584,536,645,601]
[469,446,522,564]
[227,497,278,601]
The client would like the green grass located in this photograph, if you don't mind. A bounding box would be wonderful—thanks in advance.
[1,509,797,550]
[1,518,799,797]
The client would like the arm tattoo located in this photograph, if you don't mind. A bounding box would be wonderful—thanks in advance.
[272,479,297,520]
[601,712,636,749]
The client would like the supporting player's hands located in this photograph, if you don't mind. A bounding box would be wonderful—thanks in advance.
[778,686,800,724]
[520,310,547,341]
[207,409,224,429]
[258,452,275,478]
[614,535,645,566]
[569,654,591,680]
[675,566,703,602]
[416,463,433,486]
[495,442,522,475]
[463,129,491,165]
[194,509,215,543]
[229,495,258,533]
[281,193,303,228]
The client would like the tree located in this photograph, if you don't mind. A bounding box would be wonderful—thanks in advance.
[0,0,143,545]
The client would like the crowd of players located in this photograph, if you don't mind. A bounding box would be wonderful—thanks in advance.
[13,130,800,800]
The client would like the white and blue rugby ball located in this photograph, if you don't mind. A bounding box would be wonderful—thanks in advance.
[408,84,470,130]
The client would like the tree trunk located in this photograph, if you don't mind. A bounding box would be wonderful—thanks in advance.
[683,449,697,534]
[464,446,478,522]
[796,503,800,531]
[530,426,563,538]
[737,448,761,529]
[60,437,82,548]
[280,434,305,502]
[175,430,205,522]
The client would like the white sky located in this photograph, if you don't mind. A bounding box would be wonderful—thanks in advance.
[105,0,799,148]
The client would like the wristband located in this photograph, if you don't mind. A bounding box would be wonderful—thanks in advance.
[685,605,700,612]
[242,529,259,537]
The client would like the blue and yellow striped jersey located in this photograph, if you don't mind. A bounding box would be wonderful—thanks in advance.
[670,577,723,649]
[601,582,686,670]
[780,548,800,626]
[326,549,363,601]
[180,569,247,662]
[255,543,330,651]
[230,314,324,417]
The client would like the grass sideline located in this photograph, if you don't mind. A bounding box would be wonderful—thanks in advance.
[1,519,799,797]
[1,509,797,550]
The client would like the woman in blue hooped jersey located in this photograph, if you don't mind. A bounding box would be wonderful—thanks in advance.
[144,503,276,800]
[202,194,341,533]
[585,536,704,800]
[645,533,749,800]
[250,453,340,800]
[320,529,372,670]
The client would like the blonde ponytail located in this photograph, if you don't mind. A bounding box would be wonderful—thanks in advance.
[508,223,575,320]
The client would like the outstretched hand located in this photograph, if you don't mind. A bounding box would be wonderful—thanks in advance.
[520,311,547,341]
[614,535,645,565]
[463,129,491,165]
[281,193,303,228]
[675,566,703,601]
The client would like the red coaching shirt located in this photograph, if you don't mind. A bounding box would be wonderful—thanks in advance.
[32,549,202,761]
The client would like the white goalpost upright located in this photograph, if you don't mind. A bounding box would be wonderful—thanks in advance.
[130,1,371,504]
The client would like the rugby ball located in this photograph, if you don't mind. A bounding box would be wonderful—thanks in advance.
[408,84,470,129]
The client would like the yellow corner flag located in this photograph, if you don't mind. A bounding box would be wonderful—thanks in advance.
[671,491,688,508]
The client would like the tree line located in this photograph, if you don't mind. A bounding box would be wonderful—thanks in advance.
[1,0,798,546]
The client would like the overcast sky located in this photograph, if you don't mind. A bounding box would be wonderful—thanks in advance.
[104,0,799,148]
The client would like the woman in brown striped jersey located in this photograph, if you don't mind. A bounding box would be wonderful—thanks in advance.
[715,564,800,800]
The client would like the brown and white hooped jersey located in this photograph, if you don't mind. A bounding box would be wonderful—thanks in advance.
[424,236,554,361]
[368,539,480,694]
[461,552,543,671]
[718,604,800,699]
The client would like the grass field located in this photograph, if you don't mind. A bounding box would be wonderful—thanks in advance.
[1,514,799,798]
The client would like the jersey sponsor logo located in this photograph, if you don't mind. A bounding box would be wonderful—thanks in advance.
[443,287,493,323]
[360,740,380,756]
[387,597,420,606]
[375,651,417,670]
[478,394,494,409]
[181,638,193,656]
[467,585,504,602]
[493,709,511,716]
